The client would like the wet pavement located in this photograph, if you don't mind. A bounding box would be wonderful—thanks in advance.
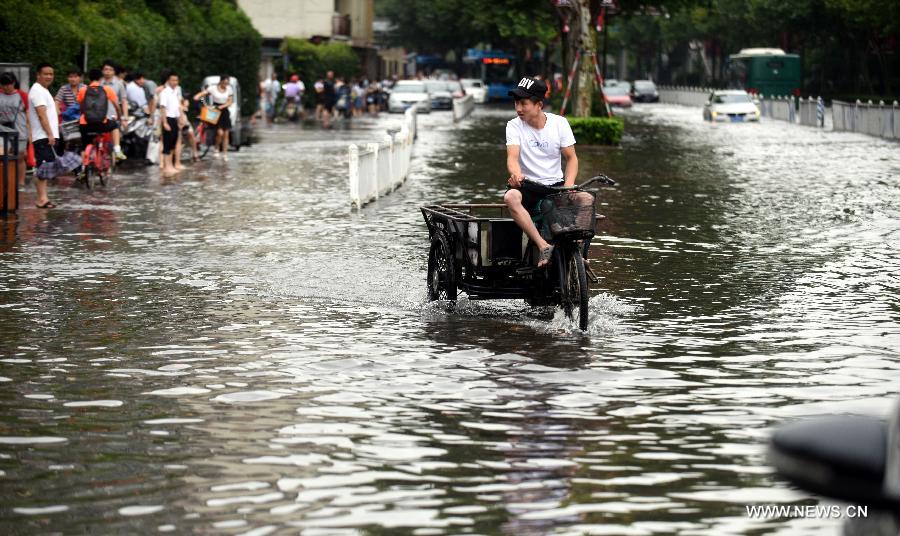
[1,105,898,535]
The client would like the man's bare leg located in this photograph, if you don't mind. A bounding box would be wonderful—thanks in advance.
[504,189,552,266]
[35,178,50,206]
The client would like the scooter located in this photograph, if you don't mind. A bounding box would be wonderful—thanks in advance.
[769,398,900,534]
[121,108,154,164]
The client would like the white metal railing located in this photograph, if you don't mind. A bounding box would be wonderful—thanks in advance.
[660,86,835,130]
[348,107,417,208]
[657,86,712,107]
[452,94,475,121]
[758,95,795,122]
[833,100,899,140]
[797,97,826,128]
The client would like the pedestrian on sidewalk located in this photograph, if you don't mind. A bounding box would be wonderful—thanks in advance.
[55,68,84,119]
[158,71,182,177]
[0,72,30,188]
[126,71,150,116]
[100,59,128,161]
[262,72,280,126]
[28,63,59,208]
[320,71,336,128]
[194,75,234,160]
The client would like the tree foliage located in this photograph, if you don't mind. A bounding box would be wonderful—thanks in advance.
[0,0,262,111]
[614,0,899,97]
[281,40,361,81]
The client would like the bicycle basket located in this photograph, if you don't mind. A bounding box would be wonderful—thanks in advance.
[60,120,81,142]
[541,190,597,239]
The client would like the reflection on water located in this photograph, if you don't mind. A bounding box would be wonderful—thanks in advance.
[1,106,898,534]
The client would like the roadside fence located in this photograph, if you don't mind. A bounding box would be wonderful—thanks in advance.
[348,107,417,208]
[453,95,475,122]
[657,86,710,107]
[757,95,795,122]
[797,97,826,128]
[659,86,834,130]
[833,100,900,140]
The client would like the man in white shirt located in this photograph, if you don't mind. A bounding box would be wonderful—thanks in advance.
[28,63,60,208]
[158,71,182,177]
[504,76,578,267]
[126,71,149,115]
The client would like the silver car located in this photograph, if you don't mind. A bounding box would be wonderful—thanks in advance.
[424,80,453,110]
[387,81,431,114]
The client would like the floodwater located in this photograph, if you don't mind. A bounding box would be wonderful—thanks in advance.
[1,105,898,535]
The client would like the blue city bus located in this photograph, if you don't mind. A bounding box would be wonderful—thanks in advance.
[462,49,517,102]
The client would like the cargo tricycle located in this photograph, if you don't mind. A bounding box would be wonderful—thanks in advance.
[421,175,614,330]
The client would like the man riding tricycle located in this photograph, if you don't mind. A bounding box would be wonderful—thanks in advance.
[421,76,615,330]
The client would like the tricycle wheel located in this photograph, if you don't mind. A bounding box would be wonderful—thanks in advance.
[558,247,589,330]
[427,233,457,301]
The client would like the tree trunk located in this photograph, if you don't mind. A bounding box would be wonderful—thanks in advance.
[573,0,594,117]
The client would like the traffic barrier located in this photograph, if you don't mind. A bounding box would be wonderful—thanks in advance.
[452,94,475,122]
[348,107,416,208]
[832,100,899,140]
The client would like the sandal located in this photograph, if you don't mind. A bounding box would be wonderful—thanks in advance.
[35,201,56,209]
[537,245,554,268]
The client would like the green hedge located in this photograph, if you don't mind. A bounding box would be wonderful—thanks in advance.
[0,0,261,113]
[568,117,624,145]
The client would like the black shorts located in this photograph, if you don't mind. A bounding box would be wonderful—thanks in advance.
[216,108,231,131]
[162,117,179,154]
[32,138,56,169]
[516,180,564,215]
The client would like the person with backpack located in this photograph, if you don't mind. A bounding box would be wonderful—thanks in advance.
[76,68,123,157]
[0,72,30,187]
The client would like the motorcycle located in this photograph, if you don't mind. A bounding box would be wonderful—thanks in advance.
[121,107,154,164]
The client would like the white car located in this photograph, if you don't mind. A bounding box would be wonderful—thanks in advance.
[460,78,486,103]
[387,81,431,114]
[703,90,760,122]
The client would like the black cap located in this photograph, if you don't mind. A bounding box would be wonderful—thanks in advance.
[508,76,548,101]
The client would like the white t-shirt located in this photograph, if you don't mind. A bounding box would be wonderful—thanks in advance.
[159,86,181,119]
[28,83,59,142]
[209,85,234,106]
[505,112,576,185]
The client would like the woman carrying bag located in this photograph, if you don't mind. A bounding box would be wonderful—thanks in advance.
[193,75,233,161]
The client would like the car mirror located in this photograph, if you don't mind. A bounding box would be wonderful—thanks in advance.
[769,413,900,510]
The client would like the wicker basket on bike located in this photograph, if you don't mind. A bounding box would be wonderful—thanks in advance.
[539,189,597,240]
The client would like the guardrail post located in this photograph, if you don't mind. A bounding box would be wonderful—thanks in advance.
[383,134,394,194]
[367,142,380,201]
[348,144,360,209]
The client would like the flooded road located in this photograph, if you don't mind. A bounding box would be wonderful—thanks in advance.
[1,104,898,535]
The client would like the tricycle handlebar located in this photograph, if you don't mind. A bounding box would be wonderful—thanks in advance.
[577,175,616,189]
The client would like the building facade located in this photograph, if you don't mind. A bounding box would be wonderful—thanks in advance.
[237,0,376,79]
